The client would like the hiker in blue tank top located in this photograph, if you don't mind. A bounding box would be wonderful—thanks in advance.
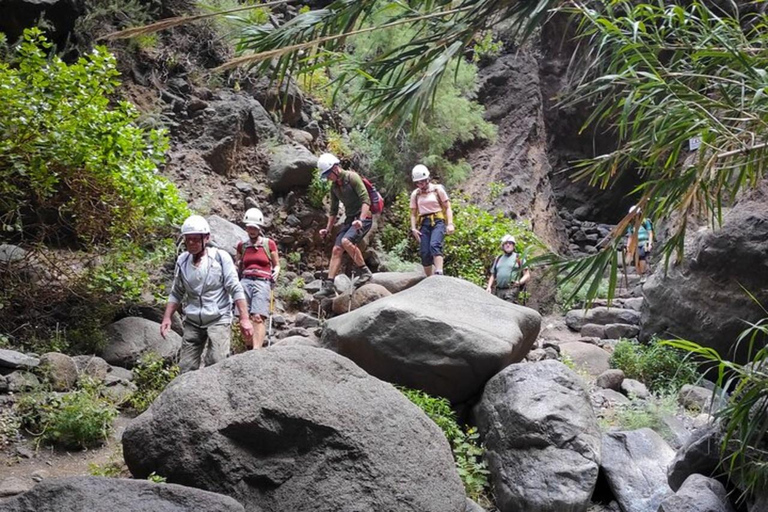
[625,204,654,276]
[486,234,531,305]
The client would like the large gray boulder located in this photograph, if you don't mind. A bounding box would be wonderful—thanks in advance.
[559,341,611,376]
[667,425,722,491]
[268,144,317,193]
[368,272,426,294]
[122,346,466,512]
[101,317,181,369]
[474,360,601,512]
[207,215,248,258]
[38,352,78,391]
[565,307,641,331]
[657,474,735,512]
[321,276,541,403]
[0,476,244,512]
[641,180,768,362]
[601,429,676,512]
[0,349,39,372]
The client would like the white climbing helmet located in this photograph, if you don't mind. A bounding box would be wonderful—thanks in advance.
[318,153,340,177]
[243,208,264,228]
[501,234,516,246]
[629,204,641,214]
[180,215,210,236]
[412,164,430,182]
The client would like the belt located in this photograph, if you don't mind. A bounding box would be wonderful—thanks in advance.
[243,275,271,281]
[419,212,445,226]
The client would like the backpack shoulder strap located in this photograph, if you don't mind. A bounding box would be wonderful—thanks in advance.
[492,255,502,277]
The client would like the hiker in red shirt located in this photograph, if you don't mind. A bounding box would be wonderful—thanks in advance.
[235,208,280,349]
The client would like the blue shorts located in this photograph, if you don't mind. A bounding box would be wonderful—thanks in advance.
[240,278,271,318]
[334,218,373,247]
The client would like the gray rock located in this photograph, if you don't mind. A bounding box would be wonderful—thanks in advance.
[559,341,611,376]
[0,476,244,511]
[368,272,426,294]
[0,477,31,497]
[604,323,640,339]
[640,179,768,364]
[101,317,182,369]
[333,274,353,294]
[6,371,40,392]
[101,380,137,404]
[72,356,111,382]
[621,378,650,400]
[107,366,134,382]
[464,498,485,512]
[580,323,606,338]
[565,307,641,331]
[349,283,391,311]
[526,348,548,362]
[750,491,768,512]
[272,336,320,348]
[678,384,723,413]
[268,144,317,193]
[294,313,320,329]
[283,127,314,147]
[658,474,735,512]
[623,297,644,311]
[271,315,287,327]
[38,352,78,391]
[123,347,466,512]
[303,279,324,293]
[0,374,7,393]
[660,414,692,450]
[207,215,248,258]
[667,425,722,491]
[0,349,39,371]
[0,244,27,263]
[596,369,625,390]
[601,429,675,512]
[592,388,630,407]
[322,276,541,402]
[474,361,601,512]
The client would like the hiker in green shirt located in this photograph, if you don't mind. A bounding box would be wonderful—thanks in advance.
[486,234,531,305]
[315,153,374,298]
[626,204,654,276]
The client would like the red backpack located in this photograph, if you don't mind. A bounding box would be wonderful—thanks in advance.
[361,176,384,214]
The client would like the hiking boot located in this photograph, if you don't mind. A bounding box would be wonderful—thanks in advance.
[354,265,373,286]
[313,279,335,299]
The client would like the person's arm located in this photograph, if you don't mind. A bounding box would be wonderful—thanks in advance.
[486,257,496,293]
[350,173,370,229]
[410,206,421,241]
[517,267,531,287]
[161,258,185,338]
[320,215,337,238]
[269,240,280,281]
[321,190,339,237]
[486,274,495,293]
[438,186,455,235]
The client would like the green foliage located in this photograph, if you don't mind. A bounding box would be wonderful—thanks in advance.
[600,394,681,445]
[198,0,270,41]
[0,29,188,245]
[147,472,167,483]
[472,32,503,63]
[15,377,118,449]
[398,387,490,504]
[308,169,331,209]
[556,276,609,310]
[610,338,699,394]
[294,277,306,289]
[664,314,768,496]
[277,284,305,308]
[128,352,180,413]
[0,407,21,449]
[88,445,126,477]
[488,181,504,202]
[287,252,302,265]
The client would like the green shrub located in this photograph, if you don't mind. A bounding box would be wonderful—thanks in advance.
[277,285,305,308]
[599,394,681,445]
[128,352,180,413]
[384,192,546,286]
[147,471,167,483]
[15,378,118,449]
[308,169,331,209]
[0,28,188,245]
[88,445,126,477]
[557,277,610,309]
[398,387,490,505]
[610,338,699,394]
[0,407,21,449]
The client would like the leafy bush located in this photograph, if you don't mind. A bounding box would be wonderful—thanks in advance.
[128,352,180,413]
[0,28,187,245]
[384,192,546,286]
[557,276,610,310]
[147,472,167,483]
[0,407,21,449]
[610,338,699,394]
[308,169,331,209]
[399,387,490,505]
[15,378,118,449]
[599,394,681,445]
[277,285,305,308]
[89,445,126,477]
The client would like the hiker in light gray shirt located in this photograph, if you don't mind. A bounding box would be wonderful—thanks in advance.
[160,215,253,372]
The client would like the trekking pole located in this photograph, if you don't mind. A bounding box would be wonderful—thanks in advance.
[267,280,275,347]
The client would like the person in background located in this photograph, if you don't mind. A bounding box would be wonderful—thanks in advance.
[315,153,374,297]
[235,208,279,350]
[486,234,531,304]
[160,215,253,373]
[626,205,654,276]
[409,164,454,276]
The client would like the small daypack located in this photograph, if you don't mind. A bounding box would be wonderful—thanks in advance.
[238,237,272,277]
[361,176,385,214]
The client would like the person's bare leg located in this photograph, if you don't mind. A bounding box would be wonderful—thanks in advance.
[423,265,433,276]
[433,255,444,274]
[341,238,365,266]
[251,314,265,349]
[328,245,344,279]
